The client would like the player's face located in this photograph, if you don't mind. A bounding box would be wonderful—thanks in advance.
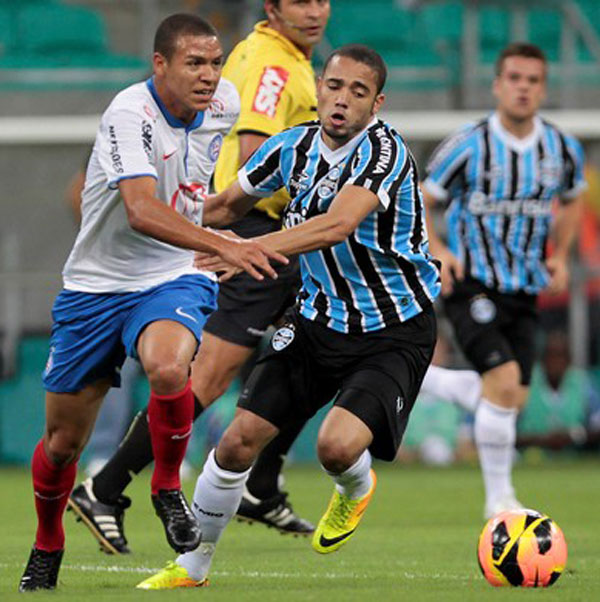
[266,0,330,54]
[317,56,385,149]
[153,34,224,123]
[493,56,546,122]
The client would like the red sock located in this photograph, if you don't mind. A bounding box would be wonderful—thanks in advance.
[31,440,77,552]
[148,379,194,494]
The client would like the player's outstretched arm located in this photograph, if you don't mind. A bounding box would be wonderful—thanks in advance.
[422,187,463,296]
[202,181,261,227]
[119,176,286,280]
[201,186,380,270]
[546,194,583,295]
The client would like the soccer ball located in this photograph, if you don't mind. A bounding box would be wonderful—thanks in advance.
[477,508,567,587]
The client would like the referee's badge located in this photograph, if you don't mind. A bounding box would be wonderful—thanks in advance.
[272,326,295,351]
[470,295,496,324]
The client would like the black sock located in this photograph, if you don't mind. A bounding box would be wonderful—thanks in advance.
[245,418,307,500]
[92,396,204,504]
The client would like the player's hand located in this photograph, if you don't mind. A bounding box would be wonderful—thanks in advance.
[545,256,569,295]
[433,245,464,296]
[213,238,288,282]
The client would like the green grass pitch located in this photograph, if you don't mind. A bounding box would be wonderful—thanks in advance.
[1,459,599,600]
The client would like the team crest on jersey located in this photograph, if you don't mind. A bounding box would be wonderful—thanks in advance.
[252,66,289,118]
[208,134,223,162]
[317,166,341,199]
[470,295,496,324]
[271,326,295,351]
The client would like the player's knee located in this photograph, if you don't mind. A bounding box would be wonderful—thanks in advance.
[217,425,261,471]
[45,430,83,466]
[317,437,357,473]
[145,360,189,395]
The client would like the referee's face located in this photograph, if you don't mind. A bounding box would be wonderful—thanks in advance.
[317,56,385,149]
[493,56,546,124]
[154,34,224,123]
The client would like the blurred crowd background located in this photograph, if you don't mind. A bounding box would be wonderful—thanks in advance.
[1,0,600,471]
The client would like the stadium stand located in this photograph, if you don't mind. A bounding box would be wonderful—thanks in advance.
[0,0,146,90]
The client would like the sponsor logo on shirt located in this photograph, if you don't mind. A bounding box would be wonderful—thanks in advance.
[108,125,124,173]
[468,192,552,217]
[170,182,207,224]
[141,120,153,163]
[252,66,289,118]
[373,127,394,175]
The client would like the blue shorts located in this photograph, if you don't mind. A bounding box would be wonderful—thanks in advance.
[43,274,218,393]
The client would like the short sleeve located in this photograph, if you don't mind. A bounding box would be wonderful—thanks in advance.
[344,125,409,211]
[560,134,587,202]
[238,131,286,197]
[97,105,158,189]
[422,126,473,202]
[236,64,293,137]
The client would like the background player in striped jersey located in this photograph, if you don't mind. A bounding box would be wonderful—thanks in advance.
[18,14,286,592]
[69,0,330,548]
[137,44,440,589]
[421,42,586,519]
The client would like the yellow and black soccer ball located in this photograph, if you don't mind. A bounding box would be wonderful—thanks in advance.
[477,509,567,587]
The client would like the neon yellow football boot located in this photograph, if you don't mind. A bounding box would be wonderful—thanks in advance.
[312,469,377,554]
[136,561,208,590]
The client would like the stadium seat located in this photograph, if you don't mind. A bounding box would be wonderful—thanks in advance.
[17,3,109,56]
[0,1,146,90]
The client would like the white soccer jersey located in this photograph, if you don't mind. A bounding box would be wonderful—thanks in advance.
[62,77,240,292]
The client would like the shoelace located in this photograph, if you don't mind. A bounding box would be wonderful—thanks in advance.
[328,495,355,530]
[25,552,56,584]
[163,491,193,522]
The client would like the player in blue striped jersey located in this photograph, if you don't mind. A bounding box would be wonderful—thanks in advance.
[137,44,440,589]
[422,43,586,519]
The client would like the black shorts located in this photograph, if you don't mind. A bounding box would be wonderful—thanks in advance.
[238,305,437,461]
[443,277,538,385]
[204,210,301,347]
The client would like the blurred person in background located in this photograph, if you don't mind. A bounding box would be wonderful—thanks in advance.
[517,330,600,453]
[421,42,586,519]
[69,0,331,556]
[19,13,285,592]
[398,331,477,466]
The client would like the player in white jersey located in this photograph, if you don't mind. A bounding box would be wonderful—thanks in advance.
[18,14,286,593]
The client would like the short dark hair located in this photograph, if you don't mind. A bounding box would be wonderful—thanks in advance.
[154,13,218,60]
[495,42,547,76]
[323,44,387,94]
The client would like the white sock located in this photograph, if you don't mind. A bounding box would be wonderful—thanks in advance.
[420,365,481,413]
[474,398,517,508]
[325,450,372,500]
[177,449,250,581]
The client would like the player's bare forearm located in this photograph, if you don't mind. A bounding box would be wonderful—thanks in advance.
[551,195,582,260]
[202,182,259,227]
[119,176,230,255]
[257,185,379,255]
[422,187,447,256]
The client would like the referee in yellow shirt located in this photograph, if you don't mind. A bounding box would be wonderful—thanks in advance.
[68,1,330,554]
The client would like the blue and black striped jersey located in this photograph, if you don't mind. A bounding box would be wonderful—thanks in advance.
[424,112,586,295]
[238,118,441,334]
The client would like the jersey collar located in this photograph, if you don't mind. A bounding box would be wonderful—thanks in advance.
[489,111,543,153]
[318,117,378,164]
[146,77,205,132]
[254,21,309,63]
